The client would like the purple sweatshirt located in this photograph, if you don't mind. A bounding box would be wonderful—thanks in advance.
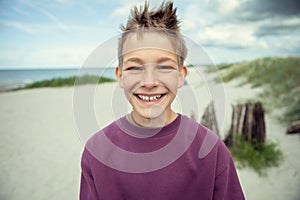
[80,114,245,200]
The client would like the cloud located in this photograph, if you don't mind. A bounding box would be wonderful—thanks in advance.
[109,0,300,56]
[197,24,269,50]
[110,0,145,19]
[222,0,300,37]
[0,46,94,67]
[254,16,300,36]
[179,0,300,53]
[213,0,241,15]
[19,0,69,30]
[180,4,201,32]
[1,0,299,67]
[236,0,300,20]
[1,21,34,34]
[111,4,132,19]
[0,20,98,34]
[110,0,177,19]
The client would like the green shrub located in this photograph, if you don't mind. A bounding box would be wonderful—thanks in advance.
[14,75,116,90]
[229,136,283,176]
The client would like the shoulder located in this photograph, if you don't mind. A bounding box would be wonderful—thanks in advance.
[83,119,121,156]
[87,119,120,143]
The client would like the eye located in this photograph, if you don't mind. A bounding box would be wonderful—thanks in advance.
[125,66,143,71]
[157,65,176,71]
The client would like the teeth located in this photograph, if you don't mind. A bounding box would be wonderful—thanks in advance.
[137,94,162,101]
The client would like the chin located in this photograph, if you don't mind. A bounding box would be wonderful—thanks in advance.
[135,105,168,120]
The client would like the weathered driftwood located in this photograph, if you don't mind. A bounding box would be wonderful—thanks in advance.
[252,102,266,143]
[287,121,300,134]
[225,102,266,147]
[201,101,220,136]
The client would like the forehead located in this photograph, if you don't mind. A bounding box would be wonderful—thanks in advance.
[122,32,176,56]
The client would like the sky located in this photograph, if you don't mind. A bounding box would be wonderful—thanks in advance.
[0,0,299,68]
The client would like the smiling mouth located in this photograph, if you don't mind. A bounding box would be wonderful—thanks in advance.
[134,94,166,102]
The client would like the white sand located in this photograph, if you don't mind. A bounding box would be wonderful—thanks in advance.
[0,69,299,199]
[0,88,82,199]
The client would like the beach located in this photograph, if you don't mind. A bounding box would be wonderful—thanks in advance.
[0,88,82,199]
[0,69,299,200]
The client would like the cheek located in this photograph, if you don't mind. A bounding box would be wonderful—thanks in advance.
[121,75,140,98]
[160,74,180,94]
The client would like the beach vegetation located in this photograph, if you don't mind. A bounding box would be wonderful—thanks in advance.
[229,135,283,176]
[13,75,116,90]
[213,56,300,123]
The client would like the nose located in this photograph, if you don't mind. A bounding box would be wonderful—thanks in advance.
[140,69,159,89]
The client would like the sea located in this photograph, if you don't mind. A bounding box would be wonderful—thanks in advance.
[0,67,116,91]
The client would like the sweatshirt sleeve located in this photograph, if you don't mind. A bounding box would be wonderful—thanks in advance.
[213,142,245,200]
[80,148,99,200]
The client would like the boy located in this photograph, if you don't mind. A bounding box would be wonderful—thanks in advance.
[80,2,245,199]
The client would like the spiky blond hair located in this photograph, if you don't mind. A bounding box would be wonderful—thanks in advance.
[118,1,187,67]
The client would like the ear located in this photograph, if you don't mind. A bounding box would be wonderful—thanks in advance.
[115,66,123,88]
[178,66,188,88]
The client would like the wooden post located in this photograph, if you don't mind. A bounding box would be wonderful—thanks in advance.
[252,102,266,144]
[242,103,254,142]
[224,105,235,147]
[287,121,300,134]
[225,102,266,147]
[201,101,220,136]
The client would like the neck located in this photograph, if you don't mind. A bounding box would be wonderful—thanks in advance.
[129,110,178,128]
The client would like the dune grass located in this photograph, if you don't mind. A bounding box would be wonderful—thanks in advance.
[214,56,300,122]
[14,75,116,90]
[209,56,298,174]
[229,135,283,176]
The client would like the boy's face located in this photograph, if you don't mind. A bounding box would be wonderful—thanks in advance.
[116,32,187,123]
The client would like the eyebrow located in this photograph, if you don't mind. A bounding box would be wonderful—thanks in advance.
[156,57,177,64]
[124,57,177,66]
[123,57,144,66]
